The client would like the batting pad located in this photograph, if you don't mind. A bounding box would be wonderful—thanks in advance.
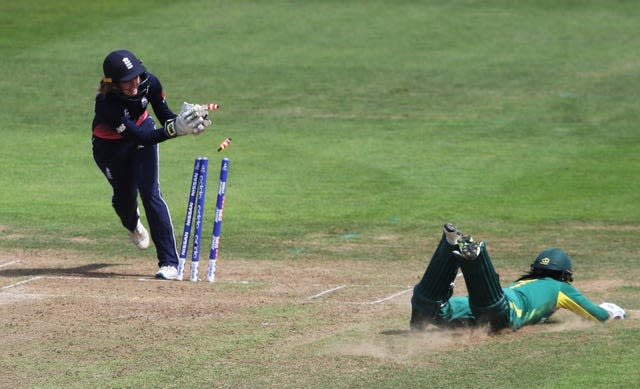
[411,235,459,318]
[457,242,509,329]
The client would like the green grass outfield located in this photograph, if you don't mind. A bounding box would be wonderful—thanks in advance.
[1,1,639,387]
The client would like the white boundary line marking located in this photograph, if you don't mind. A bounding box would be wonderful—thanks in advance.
[365,287,413,305]
[0,260,20,268]
[306,285,347,300]
[1,276,41,291]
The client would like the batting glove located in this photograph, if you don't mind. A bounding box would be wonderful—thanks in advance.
[599,302,626,320]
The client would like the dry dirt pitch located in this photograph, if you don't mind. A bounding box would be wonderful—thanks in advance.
[0,247,633,386]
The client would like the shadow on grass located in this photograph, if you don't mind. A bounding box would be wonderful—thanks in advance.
[0,263,147,278]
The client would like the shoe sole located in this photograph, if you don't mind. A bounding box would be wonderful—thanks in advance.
[459,242,480,260]
[444,223,465,245]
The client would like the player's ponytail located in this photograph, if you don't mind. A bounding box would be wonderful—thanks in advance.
[98,77,117,95]
[515,267,573,283]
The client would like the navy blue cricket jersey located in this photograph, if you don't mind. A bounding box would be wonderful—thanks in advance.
[92,73,176,144]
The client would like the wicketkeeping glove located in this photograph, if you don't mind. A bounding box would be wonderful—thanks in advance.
[599,302,626,320]
[164,106,206,137]
[179,102,213,135]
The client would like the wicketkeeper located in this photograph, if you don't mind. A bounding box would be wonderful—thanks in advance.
[91,49,213,280]
[410,224,626,331]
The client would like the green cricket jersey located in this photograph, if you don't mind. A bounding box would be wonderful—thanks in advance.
[439,277,609,329]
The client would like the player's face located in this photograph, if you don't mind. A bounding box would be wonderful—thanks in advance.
[119,76,141,96]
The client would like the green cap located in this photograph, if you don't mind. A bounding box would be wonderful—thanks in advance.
[532,248,572,272]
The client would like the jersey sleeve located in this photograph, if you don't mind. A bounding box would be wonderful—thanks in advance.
[121,112,171,145]
[557,283,610,322]
[93,94,170,145]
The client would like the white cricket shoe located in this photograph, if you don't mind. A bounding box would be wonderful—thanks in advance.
[129,220,150,250]
[155,265,178,280]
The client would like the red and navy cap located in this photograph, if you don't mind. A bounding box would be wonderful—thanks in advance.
[102,49,146,83]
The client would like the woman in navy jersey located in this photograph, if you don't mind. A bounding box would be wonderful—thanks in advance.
[92,49,212,280]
